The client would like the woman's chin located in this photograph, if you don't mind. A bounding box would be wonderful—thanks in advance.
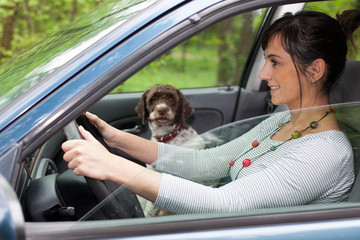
[269,94,286,106]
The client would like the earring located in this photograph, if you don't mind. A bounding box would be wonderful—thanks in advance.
[311,78,316,84]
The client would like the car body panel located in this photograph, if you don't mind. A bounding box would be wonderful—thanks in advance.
[0,174,24,240]
[23,203,360,240]
[117,219,360,240]
[127,219,360,240]
[1,0,360,239]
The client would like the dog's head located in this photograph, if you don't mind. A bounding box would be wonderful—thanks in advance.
[135,84,194,129]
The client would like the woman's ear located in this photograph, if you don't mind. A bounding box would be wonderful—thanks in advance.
[311,58,326,82]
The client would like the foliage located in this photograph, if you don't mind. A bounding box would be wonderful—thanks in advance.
[115,8,267,93]
[305,0,360,59]
[0,0,106,64]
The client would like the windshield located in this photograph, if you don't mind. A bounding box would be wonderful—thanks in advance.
[0,0,154,112]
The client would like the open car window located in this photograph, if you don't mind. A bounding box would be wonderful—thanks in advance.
[111,8,268,93]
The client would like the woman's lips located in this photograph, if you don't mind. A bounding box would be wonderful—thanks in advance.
[270,85,280,94]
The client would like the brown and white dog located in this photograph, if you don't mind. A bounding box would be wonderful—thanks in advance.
[135,84,205,217]
[135,84,204,148]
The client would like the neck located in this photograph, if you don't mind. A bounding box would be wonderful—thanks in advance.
[289,108,328,128]
[287,94,330,122]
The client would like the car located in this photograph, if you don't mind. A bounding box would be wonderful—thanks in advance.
[1,0,360,239]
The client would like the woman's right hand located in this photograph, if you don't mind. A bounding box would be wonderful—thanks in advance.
[85,112,119,148]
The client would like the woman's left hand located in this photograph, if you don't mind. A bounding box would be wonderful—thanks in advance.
[62,125,117,181]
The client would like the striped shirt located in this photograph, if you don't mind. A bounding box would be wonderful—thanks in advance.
[154,112,354,214]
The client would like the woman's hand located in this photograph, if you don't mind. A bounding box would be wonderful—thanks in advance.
[62,125,118,180]
[62,125,162,202]
[85,112,118,148]
[85,112,159,165]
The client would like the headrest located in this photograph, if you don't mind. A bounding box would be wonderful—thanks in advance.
[329,60,360,104]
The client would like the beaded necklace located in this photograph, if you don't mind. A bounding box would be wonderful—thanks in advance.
[229,106,335,169]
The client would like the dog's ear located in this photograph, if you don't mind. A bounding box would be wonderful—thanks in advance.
[177,89,194,129]
[135,89,150,124]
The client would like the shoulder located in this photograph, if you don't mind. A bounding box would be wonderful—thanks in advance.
[290,130,353,164]
[306,131,352,150]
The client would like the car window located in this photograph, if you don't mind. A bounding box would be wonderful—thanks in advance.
[111,8,268,93]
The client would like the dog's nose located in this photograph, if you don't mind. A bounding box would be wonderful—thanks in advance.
[154,103,171,117]
[158,107,168,115]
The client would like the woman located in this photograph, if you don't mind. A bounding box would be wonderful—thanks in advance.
[62,10,360,214]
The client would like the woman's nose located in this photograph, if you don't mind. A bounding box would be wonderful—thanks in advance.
[259,63,270,81]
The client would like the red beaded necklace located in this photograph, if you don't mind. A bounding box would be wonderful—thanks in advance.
[229,106,335,168]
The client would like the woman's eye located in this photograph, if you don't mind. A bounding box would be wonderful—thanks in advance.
[271,59,278,66]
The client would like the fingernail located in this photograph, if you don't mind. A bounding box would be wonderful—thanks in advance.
[86,112,95,117]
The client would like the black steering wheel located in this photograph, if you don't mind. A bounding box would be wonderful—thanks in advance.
[64,114,144,219]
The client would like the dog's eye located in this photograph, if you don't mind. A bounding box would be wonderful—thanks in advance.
[151,96,158,101]
[166,94,174,101]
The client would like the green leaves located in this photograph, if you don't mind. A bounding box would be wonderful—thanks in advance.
[0,0,104,64]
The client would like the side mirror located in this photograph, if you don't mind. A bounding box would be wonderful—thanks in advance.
[0,174,25,240]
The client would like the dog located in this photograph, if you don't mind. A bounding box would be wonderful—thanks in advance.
[135,84,204,148]
[135,84,205,217]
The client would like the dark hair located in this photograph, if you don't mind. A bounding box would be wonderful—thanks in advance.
[261,10,360,96]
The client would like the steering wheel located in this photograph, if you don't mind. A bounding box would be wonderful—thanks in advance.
[64,114,144,219]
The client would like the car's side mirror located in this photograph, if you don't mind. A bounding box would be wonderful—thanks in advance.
[0,174,24,240]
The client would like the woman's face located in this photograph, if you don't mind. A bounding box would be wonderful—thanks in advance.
[259,35,302,110]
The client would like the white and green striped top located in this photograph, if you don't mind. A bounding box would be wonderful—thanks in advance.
[154,112,355,214]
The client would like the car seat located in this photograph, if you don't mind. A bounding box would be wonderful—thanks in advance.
[329,60,360,202]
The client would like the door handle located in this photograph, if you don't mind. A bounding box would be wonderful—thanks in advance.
[121,124,142,133]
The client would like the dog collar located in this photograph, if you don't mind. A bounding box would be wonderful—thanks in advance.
[155,124,182,143]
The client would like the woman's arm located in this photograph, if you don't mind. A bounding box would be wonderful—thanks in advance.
[155,134,354,213]
[154,114,278,181]
[86,112,158,165]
